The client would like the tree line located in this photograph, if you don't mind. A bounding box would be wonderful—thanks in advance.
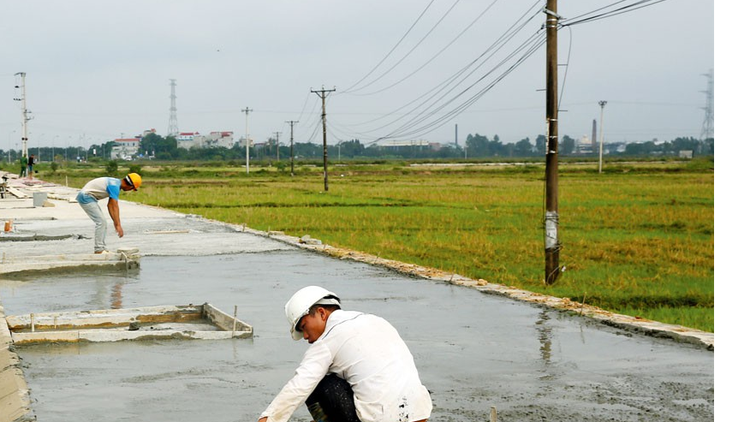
[0,132,714,164]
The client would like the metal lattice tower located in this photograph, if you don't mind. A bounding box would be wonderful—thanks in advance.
[700,69,714,140]
[168,79,179,136]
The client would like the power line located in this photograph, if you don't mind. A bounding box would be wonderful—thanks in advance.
[359,29,546,141]
[345,1,544,134]
[344,0,461,95]
[333,0,679,146]
[378,32,547,141]
[346,0,501,97]
[561,0,668,27]
[340,0,437,94]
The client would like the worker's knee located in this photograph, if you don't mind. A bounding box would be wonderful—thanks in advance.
[306,374,360,422]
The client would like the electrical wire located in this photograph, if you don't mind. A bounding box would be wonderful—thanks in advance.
[325,118,371,142]
[339,0,437,94]
[344,0,461,95]
[303,117,322,143]
[557,26,573,110]
[346,2,543,142]
[561,0,668,27]
[346,0,500,97]
[346,1,544,132]
[377,31,547,141]
[316,0,669,145]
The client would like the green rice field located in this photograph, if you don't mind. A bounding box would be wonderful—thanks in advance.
[40,158,714,332]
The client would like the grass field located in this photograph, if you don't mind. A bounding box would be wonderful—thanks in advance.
[36,158,714,332]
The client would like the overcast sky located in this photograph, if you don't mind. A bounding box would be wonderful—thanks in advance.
[1,0,715,150]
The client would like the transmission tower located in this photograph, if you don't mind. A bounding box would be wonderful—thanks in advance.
[700,69,714,140]
[168,79,179,136]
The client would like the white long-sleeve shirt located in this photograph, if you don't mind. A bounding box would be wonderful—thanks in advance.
[260,310,432,422]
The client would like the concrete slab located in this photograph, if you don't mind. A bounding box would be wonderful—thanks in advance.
[0,249,140,276]
[0,254,713,422]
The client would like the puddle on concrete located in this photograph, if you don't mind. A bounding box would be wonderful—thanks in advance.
[0,252,714,421]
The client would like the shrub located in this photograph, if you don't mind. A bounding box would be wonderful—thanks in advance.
[105,160,118,175]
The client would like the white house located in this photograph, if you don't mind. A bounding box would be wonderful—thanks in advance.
[175,131,234,149]
[110,138,140,160]
[176,132,201,149]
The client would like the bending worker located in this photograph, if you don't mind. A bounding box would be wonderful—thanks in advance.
[259,286,432,422]
[76,173,141,254]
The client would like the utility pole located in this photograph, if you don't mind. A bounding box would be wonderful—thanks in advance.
[543,1,562,285]
[591,119,597,155]
[286,120,298,176]
[273,131,282,161]
[311,86,336,191]
[14,72,32,158]
[598,100,607,173]
[242,107,253,174]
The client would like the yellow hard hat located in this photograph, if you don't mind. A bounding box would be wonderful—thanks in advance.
[125,173,142,190]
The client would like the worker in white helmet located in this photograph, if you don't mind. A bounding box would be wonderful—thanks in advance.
[258,286,432,422]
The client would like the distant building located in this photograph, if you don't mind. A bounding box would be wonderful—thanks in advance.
[377,140,440,151]
[111,138,140,160]
[203,131,234,148]
[679,150,694,159]
[175,131,234,149]
[576,135,594,154]
[176,132,201,149]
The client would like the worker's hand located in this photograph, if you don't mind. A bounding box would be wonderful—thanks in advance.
[115,225,124,237]
[258,418,268,422]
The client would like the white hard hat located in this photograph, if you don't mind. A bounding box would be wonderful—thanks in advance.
[285,286,340,341]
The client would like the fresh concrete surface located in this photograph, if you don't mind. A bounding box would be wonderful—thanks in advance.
[0,172,714,421]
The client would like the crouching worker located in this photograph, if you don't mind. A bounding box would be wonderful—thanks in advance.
[259,286,432,422]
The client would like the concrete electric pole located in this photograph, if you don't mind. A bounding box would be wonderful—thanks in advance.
[273,131,282,161]
[13,72,32,158]
[286,120,298,176]
[544,1,562,285]
[242,107,253,174]
[311,86,336,191]
[598,100,607,173]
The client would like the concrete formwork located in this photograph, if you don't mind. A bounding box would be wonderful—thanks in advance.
[0,305,32,422]
[0,172,714,421]
[6,303,253,345]
[0,249,140,277]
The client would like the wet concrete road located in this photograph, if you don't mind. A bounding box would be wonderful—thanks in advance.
[2,252,713,421]
[0,179,713,421]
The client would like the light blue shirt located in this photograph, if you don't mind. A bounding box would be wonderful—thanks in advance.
[77,177,120,204]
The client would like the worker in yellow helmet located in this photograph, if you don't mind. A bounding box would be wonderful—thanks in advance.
[76,173,141,254]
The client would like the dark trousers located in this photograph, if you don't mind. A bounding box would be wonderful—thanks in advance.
[305,374,361,422]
